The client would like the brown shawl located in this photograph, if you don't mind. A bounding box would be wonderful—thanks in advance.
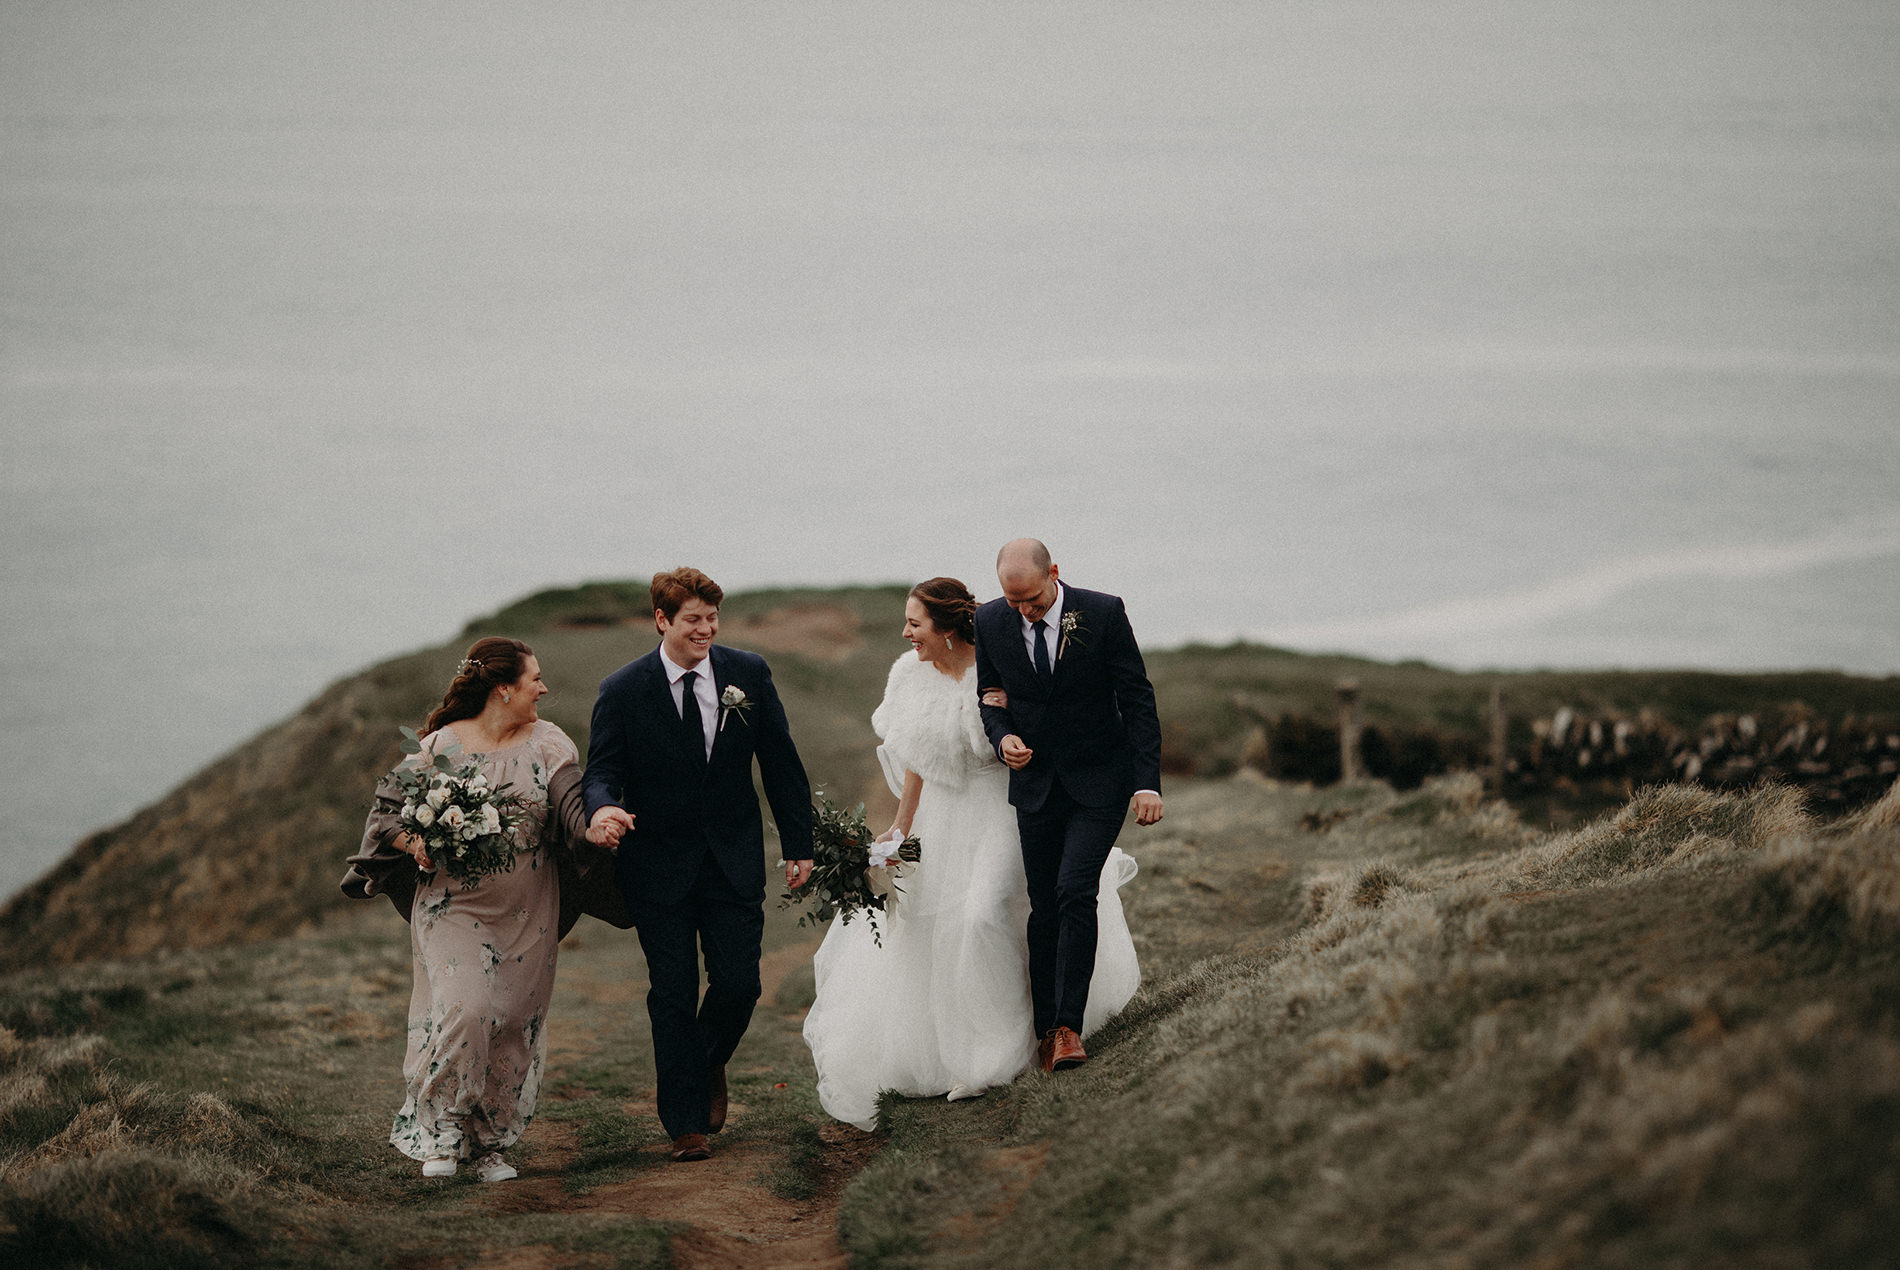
[340,760,632,938]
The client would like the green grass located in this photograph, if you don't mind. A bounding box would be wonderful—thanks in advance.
[0,896,840,1267]
[835,777,1900,1268]
[4,777,1898,1265]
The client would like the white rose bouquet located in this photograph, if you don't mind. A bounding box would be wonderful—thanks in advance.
[779,792,921,948]
[389,726,531,889]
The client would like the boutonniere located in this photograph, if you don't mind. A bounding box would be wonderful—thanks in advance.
[718,684,753,732]
[1058,611,1087,659]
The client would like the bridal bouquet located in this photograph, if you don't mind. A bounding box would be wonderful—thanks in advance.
[389,727,531,889]
[780,792,922,947]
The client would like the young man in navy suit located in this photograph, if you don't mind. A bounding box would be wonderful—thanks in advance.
[974,539,1163,1074]
[583,568,814,1161]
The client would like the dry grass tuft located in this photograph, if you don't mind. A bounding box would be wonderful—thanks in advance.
[1512,782,1810,891]
[845,778,1900,1267]
[1350,861,1412,909]
[1294,1027,1408,1091]
[0,1025,288,1263]
[0,1021,303,1189]
[1752,824,1900,943]
[1464,1000,1900,1265]
[0,1148,275,1269]
[1846,775,1900,831]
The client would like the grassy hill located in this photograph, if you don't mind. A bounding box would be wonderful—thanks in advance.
[5,581,1897,968]
[1,580,1897,1264]
[837,776,1900,1267]
[3,774,1895,1266]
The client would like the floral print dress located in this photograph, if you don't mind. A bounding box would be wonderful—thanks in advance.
[390,719,575,1163]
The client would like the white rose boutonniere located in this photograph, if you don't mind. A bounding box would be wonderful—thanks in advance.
[718,684,753,732]
[1058,611,1087,659]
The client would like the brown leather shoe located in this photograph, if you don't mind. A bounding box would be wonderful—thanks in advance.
[708,1066,728,1134]
[670,1133,712,1162]
[1048,1026,1087,1071]
[1036,1031,1056,1074]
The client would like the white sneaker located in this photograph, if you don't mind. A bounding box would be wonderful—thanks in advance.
[476,1153,517,1183]
[421,1158,456,1178]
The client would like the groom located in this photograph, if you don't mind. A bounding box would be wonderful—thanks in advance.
[583,567,814,1162]
[975,538,1163,1074]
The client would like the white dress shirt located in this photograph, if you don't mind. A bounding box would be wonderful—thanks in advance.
[1021,583,1065,670]
[659,644,718,760]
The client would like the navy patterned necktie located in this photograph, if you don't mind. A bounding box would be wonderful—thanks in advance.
[1032,619,1053,685]
[679,670,706,760]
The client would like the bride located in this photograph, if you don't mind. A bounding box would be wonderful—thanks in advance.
[802,577,1139,1130]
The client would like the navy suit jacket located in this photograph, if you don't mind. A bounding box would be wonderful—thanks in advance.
[974,585,1163,812]
[583,644,813,906]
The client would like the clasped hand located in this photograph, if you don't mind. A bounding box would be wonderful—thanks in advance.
[587,806,635,847]
[1131,791,1164,826]
[999,734,1033,770]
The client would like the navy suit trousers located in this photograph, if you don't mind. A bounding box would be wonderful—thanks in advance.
[1016,782,1128,1036]
[630,851,764,1139]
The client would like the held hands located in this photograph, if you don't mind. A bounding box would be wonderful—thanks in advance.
[999,734,1033,770]
[1131,791,1164,826]
[400,831,432,870]
[587,806,635,848]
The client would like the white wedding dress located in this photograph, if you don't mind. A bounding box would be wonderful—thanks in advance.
[803,650,1140,1130]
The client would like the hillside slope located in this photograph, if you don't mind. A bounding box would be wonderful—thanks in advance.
[841,776,1900,1267]
[7,580,1896,967]
[0,586,910,967]
[4,775,1894,1266]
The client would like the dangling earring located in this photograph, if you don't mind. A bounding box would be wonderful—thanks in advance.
[945,635,955,651]
[502,691,512,704]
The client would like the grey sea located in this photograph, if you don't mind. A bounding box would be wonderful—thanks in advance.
[3,1,1897,903]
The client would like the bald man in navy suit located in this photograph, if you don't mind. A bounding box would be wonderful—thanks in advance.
[974,538,1163,1074]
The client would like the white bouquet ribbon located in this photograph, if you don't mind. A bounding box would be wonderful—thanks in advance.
[864,828,914,911]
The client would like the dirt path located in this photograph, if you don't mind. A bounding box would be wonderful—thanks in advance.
[440,934,879,1269]
[465,1116,878,1270]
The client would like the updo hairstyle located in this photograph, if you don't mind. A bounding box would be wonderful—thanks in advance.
[909,577,976,645]
[424,636,535,733]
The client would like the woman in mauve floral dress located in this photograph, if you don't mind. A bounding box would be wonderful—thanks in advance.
[358,636,584,1183]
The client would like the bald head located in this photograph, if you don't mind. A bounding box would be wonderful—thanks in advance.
[996,538,1060,621]
[996,538,1052,580]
